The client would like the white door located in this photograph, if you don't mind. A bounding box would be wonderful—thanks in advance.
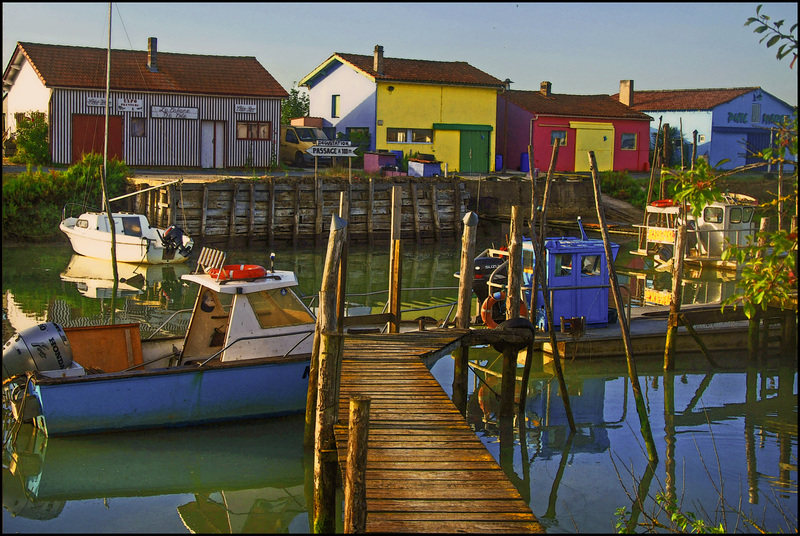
[201,121,225,168]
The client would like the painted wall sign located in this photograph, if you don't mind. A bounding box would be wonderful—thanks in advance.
[87,97,107,107]
[117,97,144,112]
[762,113,787,125]
[235,104,257,114]
[151,106,199,119]
[727,112,748,124]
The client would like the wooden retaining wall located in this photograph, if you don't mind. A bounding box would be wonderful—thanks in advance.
[130,176,468,244]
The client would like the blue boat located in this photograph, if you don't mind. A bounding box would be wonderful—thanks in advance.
[464,218,620,330]
[3,248,316,436]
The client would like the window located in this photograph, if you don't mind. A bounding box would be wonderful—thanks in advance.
[387,128,407,142]
[580,255,601,276]
[331,95,340,118]
[412,129,432,143]
[236,121,271,140]
[247,289,315,329]
[703,206,724,224]
[285,129,298,144]
[130,117,146,137]
[751,103,761,124]
[620,133,637,150]
[121,216,142,237]
[346,127,369,138]
[551,130,567,147]
[554,253,572,277]
[386,128,432,144]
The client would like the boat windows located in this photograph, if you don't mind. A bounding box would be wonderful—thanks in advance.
[121,217,143,237]
[523,249,534,274]
[76,219,89,229]
[581,255,601,276]
[247,289,315,329]
[555,253,572,277]
[729,206,755,224]
[703,207,724,224]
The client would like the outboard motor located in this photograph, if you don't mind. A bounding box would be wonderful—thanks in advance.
[2,323,73,380]
[162,225,192,257]
[472,257,507,307]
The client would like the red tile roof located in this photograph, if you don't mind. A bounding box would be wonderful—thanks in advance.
[328,52,505,88]
[505,90,652,120]
[612,87,760,111]
[7,42,288,99]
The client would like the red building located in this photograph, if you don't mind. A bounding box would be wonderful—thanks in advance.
[496,80,652,173]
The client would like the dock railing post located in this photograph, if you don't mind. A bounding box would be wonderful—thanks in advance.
[311,215,348,533]
[344,396,371,533]
[454,212,478,416]
[589,150,658,464]
[664,225,686,370]
[506,206,523,320]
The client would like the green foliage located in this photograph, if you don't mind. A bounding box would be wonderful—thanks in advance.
[656,493,726,533]
[745,4,798,68]
[281,85,310,125]
[2,153,130,241]
[11,111,50,165]
[601,171,648,209]
[337,129,371,167]
[665,158,726,219]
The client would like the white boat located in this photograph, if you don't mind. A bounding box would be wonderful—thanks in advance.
[60,208,193,264]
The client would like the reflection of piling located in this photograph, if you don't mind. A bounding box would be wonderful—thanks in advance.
[589,150,658,464]
[664,225,687,369]
[663,371,676,503]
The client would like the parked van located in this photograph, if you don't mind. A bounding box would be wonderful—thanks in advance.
[280,125,331,167]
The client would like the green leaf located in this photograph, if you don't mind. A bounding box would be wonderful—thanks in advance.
[767,35,780,48]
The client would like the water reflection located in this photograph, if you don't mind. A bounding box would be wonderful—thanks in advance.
[3,414,308,533]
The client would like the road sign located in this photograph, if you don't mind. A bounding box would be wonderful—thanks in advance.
[307,145,358,157]
[315,140,352,147]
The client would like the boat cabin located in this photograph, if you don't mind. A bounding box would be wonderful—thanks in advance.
[75,212,151,238]
[179,270,316,364]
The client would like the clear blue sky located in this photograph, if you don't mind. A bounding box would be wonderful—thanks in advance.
[3,2,797,105]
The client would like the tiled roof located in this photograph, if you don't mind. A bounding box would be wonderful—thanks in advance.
[612,87,760,111]
[328,52,505,88]
[6,42,288,98]
[505,90,652,120]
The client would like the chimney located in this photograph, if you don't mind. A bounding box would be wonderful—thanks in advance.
[540,81,551,97]
[374,45,384,75]
[620,79,634,106]
[147,37,158,72]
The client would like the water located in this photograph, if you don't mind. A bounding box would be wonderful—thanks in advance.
[3,238,797,533]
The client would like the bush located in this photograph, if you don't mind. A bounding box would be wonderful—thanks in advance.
[601,170,648,208]
[10,112,50,165]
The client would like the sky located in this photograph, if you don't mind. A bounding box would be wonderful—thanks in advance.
[3,2,797,105]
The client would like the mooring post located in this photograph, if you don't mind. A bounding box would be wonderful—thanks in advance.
[305,215,348,449]
[506,206,523,320]
[664,225,687,370]
[344,396,371,533]
[589,150,658,464]
[388,240,402,333]
[454,212,478,416]
[337,192,350,333]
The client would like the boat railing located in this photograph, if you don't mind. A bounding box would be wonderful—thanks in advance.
[197,329,315,366]
[62,202,101,221]
[144,308,194,340]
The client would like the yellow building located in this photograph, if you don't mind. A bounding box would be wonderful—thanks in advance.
[299,45,506,174]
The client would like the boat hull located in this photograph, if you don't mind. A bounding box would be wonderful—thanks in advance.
[28,358,310,436]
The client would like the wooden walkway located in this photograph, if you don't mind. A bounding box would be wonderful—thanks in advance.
[334,329,543,533]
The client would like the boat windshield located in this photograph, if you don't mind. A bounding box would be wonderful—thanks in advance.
[247,289,315,329]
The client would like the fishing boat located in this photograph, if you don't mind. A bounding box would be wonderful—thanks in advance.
[631,192,758,270]
[59,202,194,264]
[2,247,317,436]
[460,217,620,331]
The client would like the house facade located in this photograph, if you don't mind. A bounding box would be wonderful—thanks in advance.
[2,40,288,168]
[497,81,652,174]
[299,46,506,174]
[616,86,795,170]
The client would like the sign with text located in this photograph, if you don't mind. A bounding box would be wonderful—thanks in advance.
[307,145,358,157]
[151,106,199,119]
[117,97,143,113]
[87,97,107,107]
[315,140,352,147]
[235,104,257,114]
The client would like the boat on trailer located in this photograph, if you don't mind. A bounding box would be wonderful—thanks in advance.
[2,247,316,436]
[630,193,758,270]
[459,217,620,331]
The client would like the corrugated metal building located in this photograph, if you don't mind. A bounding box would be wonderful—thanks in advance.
[3,40,288,168]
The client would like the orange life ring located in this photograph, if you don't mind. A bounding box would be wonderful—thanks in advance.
[650,199,674,208]
[480,292,528,329]
[208,264,268,281]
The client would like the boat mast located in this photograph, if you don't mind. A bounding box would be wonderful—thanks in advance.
[103,1,119,320]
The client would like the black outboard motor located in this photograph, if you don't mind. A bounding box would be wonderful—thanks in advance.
[161,225,192,257]
[472,257,507,307]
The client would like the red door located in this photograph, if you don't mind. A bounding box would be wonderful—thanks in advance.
[72,115,124,163]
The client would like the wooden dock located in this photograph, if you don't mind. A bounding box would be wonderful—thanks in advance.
[333,329,543,533]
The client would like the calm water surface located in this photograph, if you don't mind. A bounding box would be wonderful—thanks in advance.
[3,238,797,533]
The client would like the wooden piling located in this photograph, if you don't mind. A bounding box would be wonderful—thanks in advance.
[411,182,421,242]
[200,184,209,238]
[589,150,658,464]
[343,396,370,534]
[228,182,239,237]
[430,183,442,242]
[267,176,275,245]
[388,239,402,334]
[454,212,478,415]
[248,182,256,239]
[664,225,687,370]
[506,206,523,320]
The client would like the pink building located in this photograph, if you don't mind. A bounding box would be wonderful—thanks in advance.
[496,80,652,173]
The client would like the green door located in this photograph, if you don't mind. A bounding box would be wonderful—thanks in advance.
[459,130,490,174]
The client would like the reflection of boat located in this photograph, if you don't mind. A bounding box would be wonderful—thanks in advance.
[459,217,619,330]
[631,193,757,270]
[3,415,306,531]
[3,248,316,436]
[59,254,190,299]
[60,208,193,264]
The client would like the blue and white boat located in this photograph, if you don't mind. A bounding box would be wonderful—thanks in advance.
[463,218,620,331]
[2,248,316,436]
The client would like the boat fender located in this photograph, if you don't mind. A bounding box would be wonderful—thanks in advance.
[480,292,528,329]
[2,323,73,380]
[491,317,536,353]
[208,264,269,281]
